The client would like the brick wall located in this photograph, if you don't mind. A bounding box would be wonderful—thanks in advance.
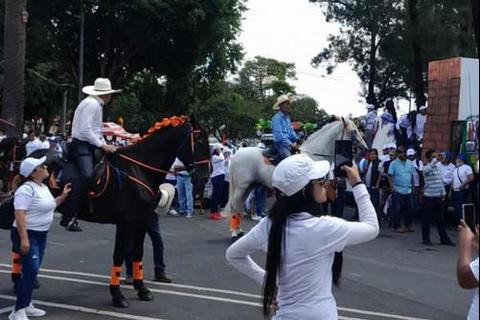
[424,58,461,155]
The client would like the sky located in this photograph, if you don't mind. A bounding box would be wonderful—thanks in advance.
[238,0,411,117]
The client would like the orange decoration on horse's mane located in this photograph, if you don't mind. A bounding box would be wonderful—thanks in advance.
[134,116,188,143]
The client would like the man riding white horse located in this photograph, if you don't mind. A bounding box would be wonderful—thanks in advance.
[271,95,300,162]
[60,78,120,231]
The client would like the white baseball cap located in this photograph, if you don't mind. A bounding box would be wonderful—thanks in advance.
[407,148,416,156]
[20,156,47,178]
[272,154,330,197]
[388,143,397,150]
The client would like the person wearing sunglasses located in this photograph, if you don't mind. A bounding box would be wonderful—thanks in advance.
[9,157,71,320]
[226,154,379,319]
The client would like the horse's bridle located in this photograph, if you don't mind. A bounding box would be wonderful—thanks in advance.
[310,118,350,158]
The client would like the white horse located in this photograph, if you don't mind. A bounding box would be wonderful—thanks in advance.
[226,117,368,241]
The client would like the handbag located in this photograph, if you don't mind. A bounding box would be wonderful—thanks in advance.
[0,196,14,230]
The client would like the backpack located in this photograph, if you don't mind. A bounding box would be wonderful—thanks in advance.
[0,183,36,230]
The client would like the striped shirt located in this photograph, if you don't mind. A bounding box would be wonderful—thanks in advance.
[423,160,446,198]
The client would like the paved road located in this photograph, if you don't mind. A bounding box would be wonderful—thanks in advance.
[0,211,475,320]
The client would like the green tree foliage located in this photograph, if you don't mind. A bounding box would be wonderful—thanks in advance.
[309,0,477,108]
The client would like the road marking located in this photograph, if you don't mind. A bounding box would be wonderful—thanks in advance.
[0,306,13,314]
[0,267,430,320]
[0,294,166,320]
[0,263,262,299]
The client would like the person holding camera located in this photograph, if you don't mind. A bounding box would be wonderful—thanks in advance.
[226,154,379,319]
[421,149,454,246]
[457,221,478,320]
[9,157,71,320]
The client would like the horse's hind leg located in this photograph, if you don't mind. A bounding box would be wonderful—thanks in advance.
[133,222,153,302]
[110,224,129,308]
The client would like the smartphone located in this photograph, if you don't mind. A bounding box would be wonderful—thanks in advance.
[334,140,353,178]
[462,203,477,233]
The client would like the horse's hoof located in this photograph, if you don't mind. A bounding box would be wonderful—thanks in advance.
[112,296,129,308]
[137,287,153,301]
[231,235,239,244]
[237,231,245,238]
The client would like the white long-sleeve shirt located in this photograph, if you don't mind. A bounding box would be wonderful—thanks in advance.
[71,95,106,147]
[226,184,379,320]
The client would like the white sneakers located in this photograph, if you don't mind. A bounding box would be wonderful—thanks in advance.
[9,303,46,320]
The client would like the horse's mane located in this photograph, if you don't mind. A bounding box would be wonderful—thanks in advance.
[134,116,189,144]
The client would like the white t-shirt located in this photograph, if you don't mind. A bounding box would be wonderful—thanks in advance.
[25,139,43,156]
[13,182,56,232]
[211,153,225,178]
[439,163,455,186]
[172,158,188,176]
[468,258,479,320]
[453,164,474,191]
[226,185,379,320]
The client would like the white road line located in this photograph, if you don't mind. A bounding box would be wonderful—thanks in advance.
[0,270,261,307]
[0,306,13,315]
[0,263,262,299]
[0,294,166,320]
[0,267,430,320]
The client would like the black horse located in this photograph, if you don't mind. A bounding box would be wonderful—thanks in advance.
[14,117,210,307]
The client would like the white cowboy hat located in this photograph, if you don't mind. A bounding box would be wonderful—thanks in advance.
[272,95,292,110]
[82,78,122,96]
[154,183,176,216]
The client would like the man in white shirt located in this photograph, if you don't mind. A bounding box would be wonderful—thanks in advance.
[452,154,475,223]
[60,78,121,231]
[364,104,378,148]
[414,106,428,143]
[25,131,43,156]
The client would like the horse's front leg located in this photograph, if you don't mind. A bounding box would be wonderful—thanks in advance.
[110,224,129,308]
[133,221,153,302]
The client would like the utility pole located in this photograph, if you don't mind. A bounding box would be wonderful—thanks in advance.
[78,0,85,103]
[1,0,28,137]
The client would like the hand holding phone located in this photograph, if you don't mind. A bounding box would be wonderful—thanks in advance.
[462,204,477,233]
[334,140,353,178]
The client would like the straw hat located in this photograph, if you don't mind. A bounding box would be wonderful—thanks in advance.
[272,95,292,110]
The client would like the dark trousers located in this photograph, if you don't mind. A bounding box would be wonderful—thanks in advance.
[422,196,450,243]
[166,179,178,211]
[210,174,225,213]
[392,192,414,228]
[61,139,96,225]
[11,228,48,311]
[126,214,165,276]
[367,187,380,216]
[453,190,467,223]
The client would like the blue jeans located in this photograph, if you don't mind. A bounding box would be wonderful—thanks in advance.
[254,186,267,216]
[177,175,193,215]
[126,214,165,275]
[453,190,467,223]
[274,143,292,163]
[11,228,48,311]
[392,192,414,228]
[210,174,225,213]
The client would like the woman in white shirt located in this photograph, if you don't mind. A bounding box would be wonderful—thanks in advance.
[9,157,71,320]
[209,146,226,221]
[226,154,379,319]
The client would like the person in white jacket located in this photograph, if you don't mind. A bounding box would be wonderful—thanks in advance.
[226,154,379,320]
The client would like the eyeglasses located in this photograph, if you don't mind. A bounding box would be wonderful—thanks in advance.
[312,178,327,186]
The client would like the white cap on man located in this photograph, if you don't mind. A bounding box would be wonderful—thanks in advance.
[407,148,416,157]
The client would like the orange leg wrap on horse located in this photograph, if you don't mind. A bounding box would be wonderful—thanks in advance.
[11,252,22,274]
[110,266,122,286]
[133,261,144,281]
[230,214,242,232]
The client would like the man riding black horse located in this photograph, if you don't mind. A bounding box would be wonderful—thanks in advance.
[61,78,121,231]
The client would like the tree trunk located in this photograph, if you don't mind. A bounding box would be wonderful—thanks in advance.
[408,0,426,110]
[473,0,480,55]
[1,0,27,138]
[367,31,378,107]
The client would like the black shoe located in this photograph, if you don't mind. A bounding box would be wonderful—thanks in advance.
[422,240,433,246]
[33,279,40,289]
[66,220,83,232]
[111,286,129,308]
[440,240,456,247]
[154,272,172,283]
[137,286,153,301]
